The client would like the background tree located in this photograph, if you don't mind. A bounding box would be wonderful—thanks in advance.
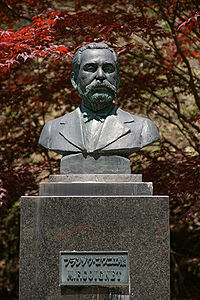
[0,1,200,299]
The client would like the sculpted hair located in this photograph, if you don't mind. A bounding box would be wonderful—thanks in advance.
[72,43,119,82]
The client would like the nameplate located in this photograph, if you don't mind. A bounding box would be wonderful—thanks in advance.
[59,251,129,286]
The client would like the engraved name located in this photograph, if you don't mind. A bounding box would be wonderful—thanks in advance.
[66,270,123,282]
[60,252,129,286]
[64,256,127,268]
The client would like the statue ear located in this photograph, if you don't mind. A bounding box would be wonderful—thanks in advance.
[71,72,78,90]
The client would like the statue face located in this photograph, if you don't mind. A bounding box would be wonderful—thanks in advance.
[76,48,119,111]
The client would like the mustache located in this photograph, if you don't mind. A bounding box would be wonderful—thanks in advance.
[85,80,117,94]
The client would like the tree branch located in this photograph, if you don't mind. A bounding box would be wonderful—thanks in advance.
[155,0,200,110]
[0,0,32,22]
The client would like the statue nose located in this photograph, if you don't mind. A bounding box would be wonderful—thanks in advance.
[96,67,105,81]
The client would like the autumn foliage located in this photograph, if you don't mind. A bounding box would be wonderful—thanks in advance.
[0,1,200,299]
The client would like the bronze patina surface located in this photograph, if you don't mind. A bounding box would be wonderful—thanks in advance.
[39,43,159,173]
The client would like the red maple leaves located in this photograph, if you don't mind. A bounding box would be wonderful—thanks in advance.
[0,8,179,72]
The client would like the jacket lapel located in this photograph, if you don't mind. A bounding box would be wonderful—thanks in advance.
[59,108,85,150]
[95,108,134,151]
[59,106,134,152]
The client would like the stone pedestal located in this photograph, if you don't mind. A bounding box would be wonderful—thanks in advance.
[20,175,170,300]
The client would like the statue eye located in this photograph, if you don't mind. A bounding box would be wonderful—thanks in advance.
[83,64,97,72]
[103,63,115,73]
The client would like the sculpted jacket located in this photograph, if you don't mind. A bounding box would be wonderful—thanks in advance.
[39,105,159,157]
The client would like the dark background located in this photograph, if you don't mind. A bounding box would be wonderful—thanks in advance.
[0,1,200,299]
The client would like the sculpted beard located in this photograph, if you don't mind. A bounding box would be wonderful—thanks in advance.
[78,80,117,111]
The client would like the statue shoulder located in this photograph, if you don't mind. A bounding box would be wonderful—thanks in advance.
[116,107,135,122]
[139,116,160,147]
[117,108,160,147]
[38,115,65,149]
[38,108,80,150]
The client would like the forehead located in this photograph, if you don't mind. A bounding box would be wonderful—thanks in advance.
[80,48,116,65]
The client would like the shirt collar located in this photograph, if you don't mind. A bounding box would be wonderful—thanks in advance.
[80,103,117,123]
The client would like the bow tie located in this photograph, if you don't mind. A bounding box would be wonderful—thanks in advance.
[81,104,115,123]
[82,111,108,123]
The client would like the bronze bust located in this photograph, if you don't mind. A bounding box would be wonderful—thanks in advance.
[39,43,159,173]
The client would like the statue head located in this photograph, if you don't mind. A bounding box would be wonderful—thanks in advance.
[71,43,120,111]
